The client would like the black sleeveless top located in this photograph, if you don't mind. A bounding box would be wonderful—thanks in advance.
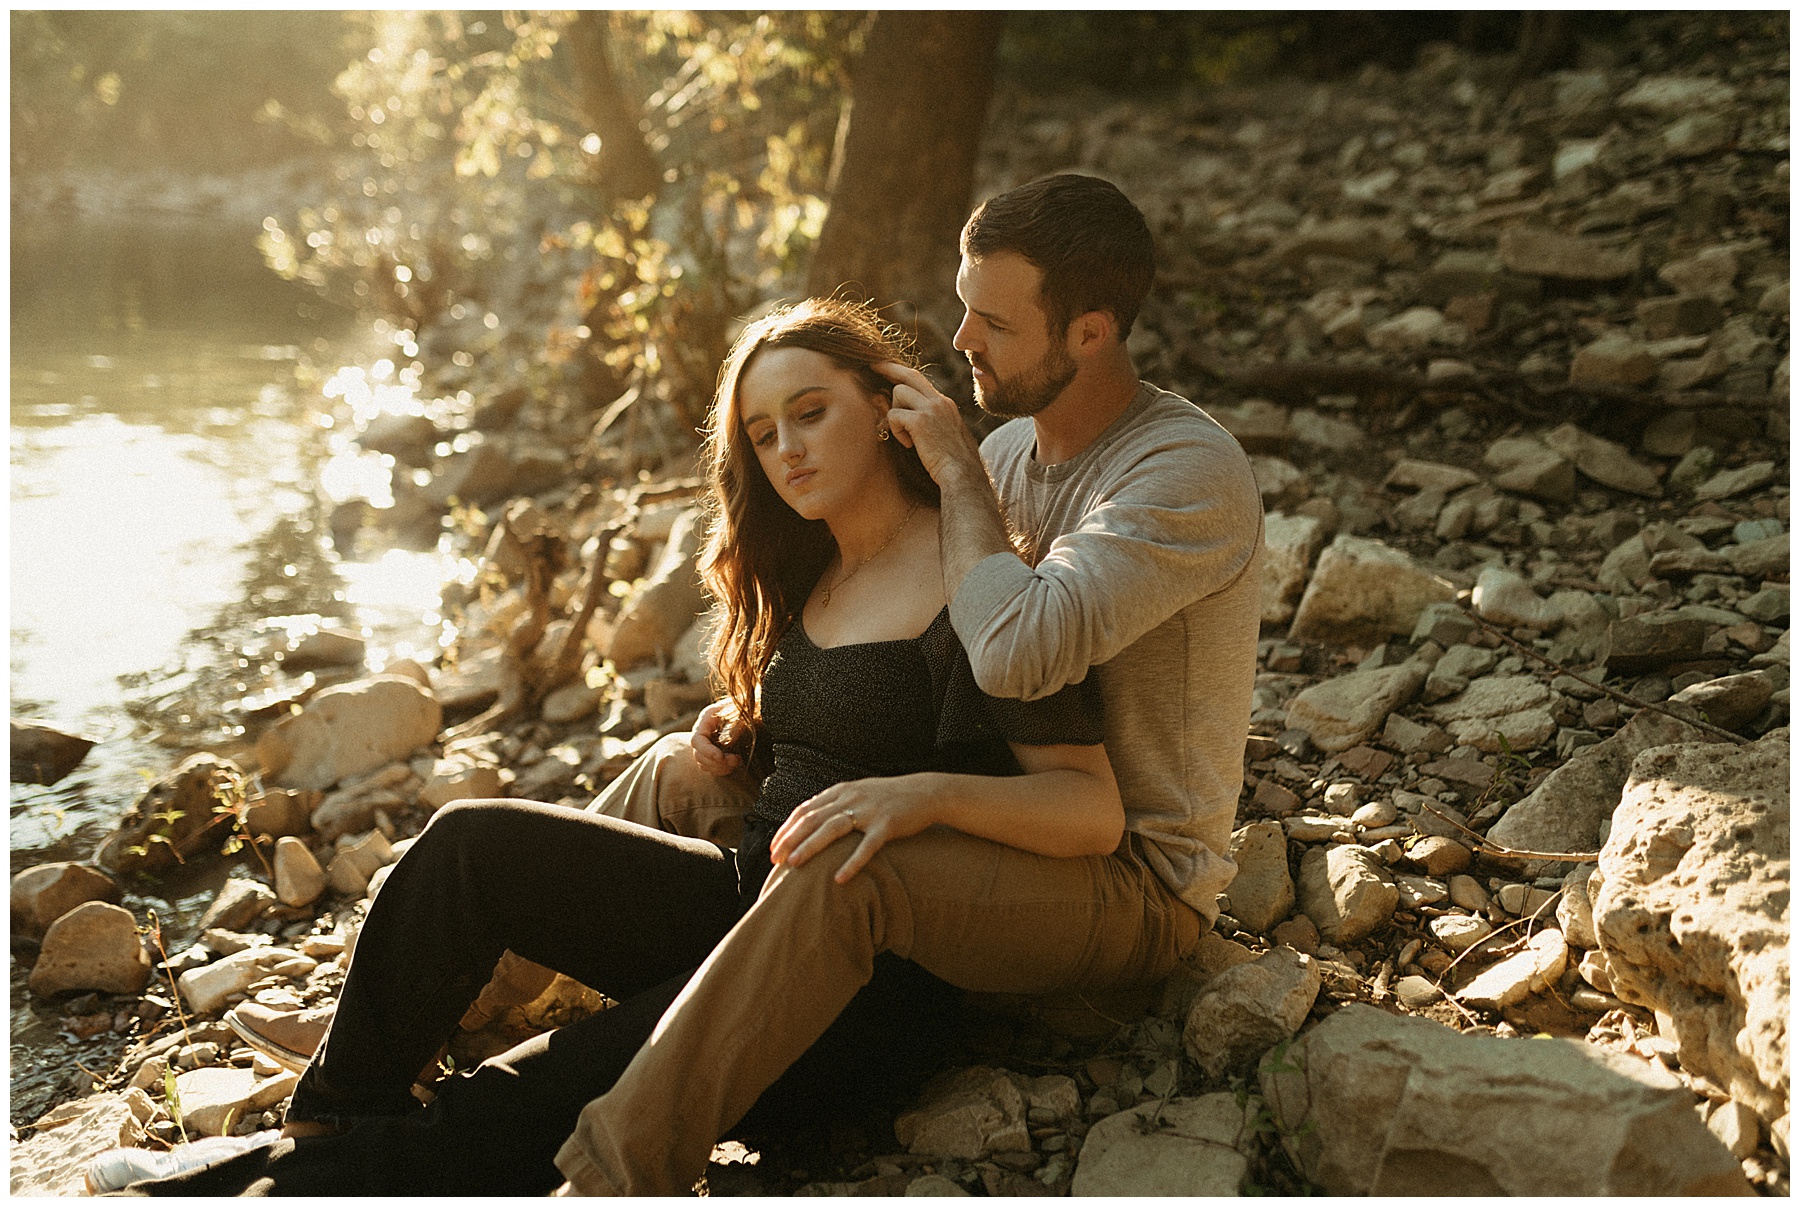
[734,607,1104,900]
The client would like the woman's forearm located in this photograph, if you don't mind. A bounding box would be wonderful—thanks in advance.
[905,766,1124,859]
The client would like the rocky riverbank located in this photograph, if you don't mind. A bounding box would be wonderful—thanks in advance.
[12,21,1789,1196]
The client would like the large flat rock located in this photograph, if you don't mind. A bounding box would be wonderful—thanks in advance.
[1261,1004,1750,1195]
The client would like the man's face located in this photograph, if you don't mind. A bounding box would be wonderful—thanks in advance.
[953,252,1076,419]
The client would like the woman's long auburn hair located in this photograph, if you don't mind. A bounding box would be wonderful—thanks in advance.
[699,298,940,740]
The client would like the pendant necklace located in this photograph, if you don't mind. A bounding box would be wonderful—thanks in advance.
[822,501,919,607]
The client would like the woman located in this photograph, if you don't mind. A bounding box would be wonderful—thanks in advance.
[106,298,1121,1195]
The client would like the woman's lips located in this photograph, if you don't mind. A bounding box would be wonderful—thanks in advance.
[785,468,817,489]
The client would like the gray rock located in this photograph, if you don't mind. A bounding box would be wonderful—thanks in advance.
[10,719,96,786]
[1408,836,1472,878]
[1659,347,1730,391]
[1383,459,1481,494]
[1498,226,1640,281]
[1483,436,1575,503]
[1288,410,1365,450]
[170,1066,300,1137]
[1429,913,1494,953]
[326,829,395,897]
[274,837,326,908]
[11,861,122,938]
[1427,676,1556,753]
[1738,587,1788,625]
[28,901,152,997]
[257,677,441,793]
[10,1092,146,1196]
[1289,535,1456,646]
[1208,398,1290,454]
[1659,246,1739,302]
[1471,567,1558,629]
[1606,615,1707,673]
[1071,1094,1250,1196]
[1285,663,1427,754]
[1695,460,1777,502]
[1597,534,1653,593]
[894,1067,1031,1159]
[177,946,318,1015]
[1670,672,1775,732]
[1542,423,1661,497]
[1486,706,1713,875]
[1449,874,1489,912]
[609,508,708,671]
[1367,307,1465,356]
[197,877,277,933]
[1727,534,1789,580]
[1261,1004,1750,1195]
[1283,813,1356,843]
[1619,75,1738,113]
[1663,112,1735,158]
[1545,590,1612,664]
[419,756,506,811]
[1298,845,1398,944]
[1183,947,1320,1080]
[1260,512,1324,626]
[1225,821,1293,934]
[1569,334,1657,387]
[1636,294,1725,340]
[1457,928,1569,1010]
[1411,602,1475,647]
[1557,864,1599,948]
[1595,729,1789,1139]
[1249,455,1311,510]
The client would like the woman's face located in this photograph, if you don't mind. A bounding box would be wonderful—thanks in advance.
[736,346,894,522]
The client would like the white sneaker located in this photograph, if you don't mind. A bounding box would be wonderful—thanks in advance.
[84,1130,281,1194]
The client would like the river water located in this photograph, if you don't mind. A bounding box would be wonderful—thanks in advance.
[9,210,453,1121]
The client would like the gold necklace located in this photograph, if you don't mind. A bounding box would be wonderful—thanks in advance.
[821,502,919,607]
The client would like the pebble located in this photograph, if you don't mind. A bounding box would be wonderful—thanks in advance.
[1448,874,1490,911]
[1351,799,1397,828]
[1428,913,1494,953]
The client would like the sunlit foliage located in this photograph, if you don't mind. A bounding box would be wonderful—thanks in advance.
[258,11,868,430]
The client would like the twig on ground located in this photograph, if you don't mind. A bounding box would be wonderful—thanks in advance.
[1417,798,1600,862]
[1455,605,1751,746]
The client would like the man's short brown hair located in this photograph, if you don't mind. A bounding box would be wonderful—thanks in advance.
[960,174,1155,340]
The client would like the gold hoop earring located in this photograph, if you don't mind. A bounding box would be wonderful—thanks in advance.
[876,426,891,442]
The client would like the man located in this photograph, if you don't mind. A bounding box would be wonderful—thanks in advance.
[549,173,1264,1192]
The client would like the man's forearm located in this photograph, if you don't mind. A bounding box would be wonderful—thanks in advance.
[938,460,1019,599]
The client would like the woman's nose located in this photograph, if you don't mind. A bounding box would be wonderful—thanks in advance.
[777,427,804,462]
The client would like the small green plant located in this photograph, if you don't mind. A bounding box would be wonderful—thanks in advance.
[162,1063,189,1145]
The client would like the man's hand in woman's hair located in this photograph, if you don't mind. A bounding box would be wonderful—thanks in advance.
[873,362,986,491]
[688,699,744,776]
[770,775,940,884]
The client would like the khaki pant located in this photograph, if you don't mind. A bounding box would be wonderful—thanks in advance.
[554,824,1201,1194]
[460,733,754,1030]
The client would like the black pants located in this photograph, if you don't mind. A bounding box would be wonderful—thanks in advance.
[129,801,959,1196]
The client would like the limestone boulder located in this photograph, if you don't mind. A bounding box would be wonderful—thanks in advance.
[1594,729,1789,1140]
[1071,1094,1251,1195]
[171,1066,301,1137]
[1289,536,1456,645]
[94,753,246,876]
[258,677,441,792]
[1224,821,1294,934]
[1670,671,1776,733]
[11,861,122,938]
[1183,947,1320,1079]
[10,1092,145,1196]
[28,901,152,996]
[1427,676,1557,753]
[1486,706,1713,876]
[1261,1004,1749,1195]
[609,508,707,670]
[10,718,96,786]
[1285,663,1427,754]
[1260,512,1324,626]
[1297,845,1398,944]
[893,1066,1031,1159]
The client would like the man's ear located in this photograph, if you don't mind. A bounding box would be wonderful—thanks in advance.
[1067,309,1116,356]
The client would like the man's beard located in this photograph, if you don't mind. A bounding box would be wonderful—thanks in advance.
[971,340,1077,419]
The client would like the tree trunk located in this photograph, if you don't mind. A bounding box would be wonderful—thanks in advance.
[805,11,1003,331]
[565,11,662,206]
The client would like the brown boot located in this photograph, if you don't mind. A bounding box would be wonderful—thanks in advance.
[224,1002,335,1073]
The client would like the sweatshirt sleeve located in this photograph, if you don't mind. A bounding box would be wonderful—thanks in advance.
[948,429,1262,702]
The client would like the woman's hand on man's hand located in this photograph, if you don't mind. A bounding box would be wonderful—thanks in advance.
[688,699,744,776]
[771,775,940,883]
